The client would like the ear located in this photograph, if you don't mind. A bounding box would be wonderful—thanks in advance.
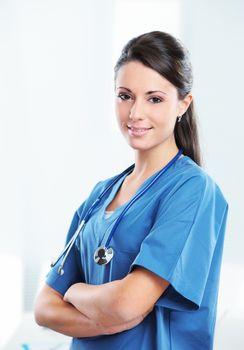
[178,93,193,116]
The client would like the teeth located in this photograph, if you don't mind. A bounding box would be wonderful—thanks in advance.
[130,127,150,131]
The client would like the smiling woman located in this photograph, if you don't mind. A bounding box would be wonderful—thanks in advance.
[114,61,192,156]
[34,31,228,350]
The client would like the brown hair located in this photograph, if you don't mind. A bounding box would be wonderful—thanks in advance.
[114,31,202,166]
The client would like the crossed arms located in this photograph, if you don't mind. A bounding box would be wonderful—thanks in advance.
[34,266,169,337]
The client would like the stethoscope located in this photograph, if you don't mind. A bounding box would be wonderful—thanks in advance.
[51,149,183,275]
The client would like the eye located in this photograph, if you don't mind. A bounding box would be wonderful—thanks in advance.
[116,93,132,101]
[149,96,162,104]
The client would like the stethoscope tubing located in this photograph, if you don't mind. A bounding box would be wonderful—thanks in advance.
[50,150,182,274]
[51,219,86,275]
[105,149,183,246]
[50,163,135,273]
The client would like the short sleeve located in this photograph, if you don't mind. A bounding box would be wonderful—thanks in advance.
[46,207,85,295]
[129,174,228,311]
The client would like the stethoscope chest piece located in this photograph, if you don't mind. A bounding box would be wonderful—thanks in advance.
[94,246,114,265]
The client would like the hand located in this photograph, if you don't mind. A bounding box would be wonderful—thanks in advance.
[63,287,72,303]
[63,283,83,304]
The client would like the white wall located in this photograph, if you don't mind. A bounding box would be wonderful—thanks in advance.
[182,0,244,264]
[0,0,243,348]
[0,0,183,311]
[181,1,244,348]
[0,0,116,312]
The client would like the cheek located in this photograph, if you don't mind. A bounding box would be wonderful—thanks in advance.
[162,117,177,132]
[115,102,128,123]
[153,109,177,134]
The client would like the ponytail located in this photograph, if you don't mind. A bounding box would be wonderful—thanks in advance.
[174,100,202,166]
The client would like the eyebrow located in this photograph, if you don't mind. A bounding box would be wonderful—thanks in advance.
[116,86,168,95]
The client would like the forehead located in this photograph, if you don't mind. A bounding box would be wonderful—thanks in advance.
[115,61,176,94]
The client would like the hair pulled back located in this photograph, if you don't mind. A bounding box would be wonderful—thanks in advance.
[114,31,202,166]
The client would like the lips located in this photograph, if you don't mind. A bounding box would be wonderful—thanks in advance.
[127,125,153,136]
[128,127,152,131]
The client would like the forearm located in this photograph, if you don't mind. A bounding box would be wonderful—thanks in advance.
[35,284,148,337]
[63,268,168,329]
[34,286,106,337]
[64,281,126,328]
[64,279,152,329]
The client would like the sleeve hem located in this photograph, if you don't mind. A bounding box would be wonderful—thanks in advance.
[129,260,200,311]
[46,279,66,296]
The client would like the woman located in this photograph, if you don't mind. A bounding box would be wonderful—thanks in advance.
[35,31,228,350]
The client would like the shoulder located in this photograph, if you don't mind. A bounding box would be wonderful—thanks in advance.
[154,156,228,226]
[176,156,225,191]
[76,170,130,218]
[163,156,228,207]
[174,156,211,184]
[88,172,125,198]
[92,173,121,193]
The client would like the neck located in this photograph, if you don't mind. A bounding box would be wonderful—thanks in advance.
[131,142,179,182]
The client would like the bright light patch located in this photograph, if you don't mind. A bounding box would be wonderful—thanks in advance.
[0,254,23,348]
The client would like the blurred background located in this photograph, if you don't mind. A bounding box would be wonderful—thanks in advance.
[0,0,243,348]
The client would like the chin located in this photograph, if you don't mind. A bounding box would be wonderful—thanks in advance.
[127,142,154,152]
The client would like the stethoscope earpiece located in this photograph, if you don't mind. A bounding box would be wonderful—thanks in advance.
[58,266,64,275]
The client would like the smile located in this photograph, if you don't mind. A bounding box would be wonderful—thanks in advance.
[127,126,153,137]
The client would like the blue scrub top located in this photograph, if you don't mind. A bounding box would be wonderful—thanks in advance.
[46,155,228,350]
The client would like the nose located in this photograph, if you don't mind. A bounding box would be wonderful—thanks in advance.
[129,100,145,121]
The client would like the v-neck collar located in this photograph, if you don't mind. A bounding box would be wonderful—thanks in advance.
[101,154,185,221]
[102,166,164,220]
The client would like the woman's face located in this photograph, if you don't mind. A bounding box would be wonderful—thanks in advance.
[114,61,192,153]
